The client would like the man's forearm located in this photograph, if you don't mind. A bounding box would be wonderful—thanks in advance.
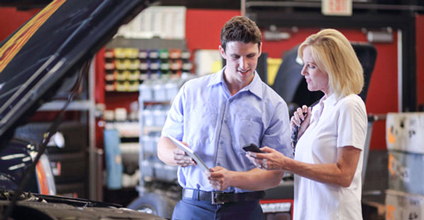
[157,136,178,166]
[230,169,284,191]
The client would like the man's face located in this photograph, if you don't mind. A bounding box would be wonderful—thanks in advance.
[219,41,262,86]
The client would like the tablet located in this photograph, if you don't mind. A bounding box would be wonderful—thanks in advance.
[166,135,209,171]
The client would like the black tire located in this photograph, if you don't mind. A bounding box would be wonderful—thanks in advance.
[127,192,177,219]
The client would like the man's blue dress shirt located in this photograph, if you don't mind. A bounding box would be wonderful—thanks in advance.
[161,67,292,193]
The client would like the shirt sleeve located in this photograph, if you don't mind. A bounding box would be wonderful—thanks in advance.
[161,83,186,141]
[262,101,293,158]
[337,96,367,150]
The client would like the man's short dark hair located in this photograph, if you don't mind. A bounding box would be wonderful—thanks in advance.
[220,16,262,52]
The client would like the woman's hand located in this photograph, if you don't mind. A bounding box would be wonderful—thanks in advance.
[246,147,290,171]
[291,105,311,139]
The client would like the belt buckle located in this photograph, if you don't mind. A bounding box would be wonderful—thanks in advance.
[211,191,227,205]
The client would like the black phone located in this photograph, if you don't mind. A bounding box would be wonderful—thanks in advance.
[243,143,264,153]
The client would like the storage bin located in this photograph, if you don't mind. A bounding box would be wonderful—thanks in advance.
[388,150,424,195]
[141,160,154,179]
[386,112,424,154]
[386,189,424,220]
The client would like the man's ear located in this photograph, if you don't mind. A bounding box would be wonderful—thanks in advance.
[258,43,263,57]
[219,45,226,59]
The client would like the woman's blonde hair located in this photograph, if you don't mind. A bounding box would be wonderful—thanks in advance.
[298,29,363,99]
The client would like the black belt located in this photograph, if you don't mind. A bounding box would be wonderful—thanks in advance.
[182,188,265,205]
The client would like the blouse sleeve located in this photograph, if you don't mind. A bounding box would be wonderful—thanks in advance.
[337,96,367,150]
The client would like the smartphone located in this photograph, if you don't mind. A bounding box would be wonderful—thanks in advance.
[243,143,265,153]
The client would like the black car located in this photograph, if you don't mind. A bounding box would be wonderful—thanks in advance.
[0,0,165,219]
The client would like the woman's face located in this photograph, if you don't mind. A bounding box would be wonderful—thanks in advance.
[301,46,330,96]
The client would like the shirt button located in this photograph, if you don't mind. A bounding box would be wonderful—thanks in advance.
[220,141,224,145]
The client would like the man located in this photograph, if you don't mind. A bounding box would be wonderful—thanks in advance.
[157,16,292,220]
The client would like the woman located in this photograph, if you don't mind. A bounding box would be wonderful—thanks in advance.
[247,29,367,219]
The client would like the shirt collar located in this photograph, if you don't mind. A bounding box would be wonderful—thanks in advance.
[207,66,263,99]
[207,67,224,87]
[246,73,263,99]
[321,93,338,107]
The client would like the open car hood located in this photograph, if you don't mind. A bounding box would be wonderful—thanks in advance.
[0,0,150,148]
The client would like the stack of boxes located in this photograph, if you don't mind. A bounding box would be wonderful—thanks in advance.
[385,113,424,220]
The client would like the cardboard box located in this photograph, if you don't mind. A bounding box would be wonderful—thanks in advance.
[386,189,424,220]
[386,112,424,154]
[388,150,424,195]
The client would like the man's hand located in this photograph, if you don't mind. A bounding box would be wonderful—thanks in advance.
[207,166,232,191]
[173,148,196,167]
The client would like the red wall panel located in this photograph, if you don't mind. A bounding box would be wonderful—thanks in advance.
[185,9,241,52]
[0,7,40,42]
[95,48,106,104]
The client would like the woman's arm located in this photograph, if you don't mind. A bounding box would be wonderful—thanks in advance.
[248,146,361,187]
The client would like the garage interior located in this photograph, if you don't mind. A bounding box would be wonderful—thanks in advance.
[0,0,423,219]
